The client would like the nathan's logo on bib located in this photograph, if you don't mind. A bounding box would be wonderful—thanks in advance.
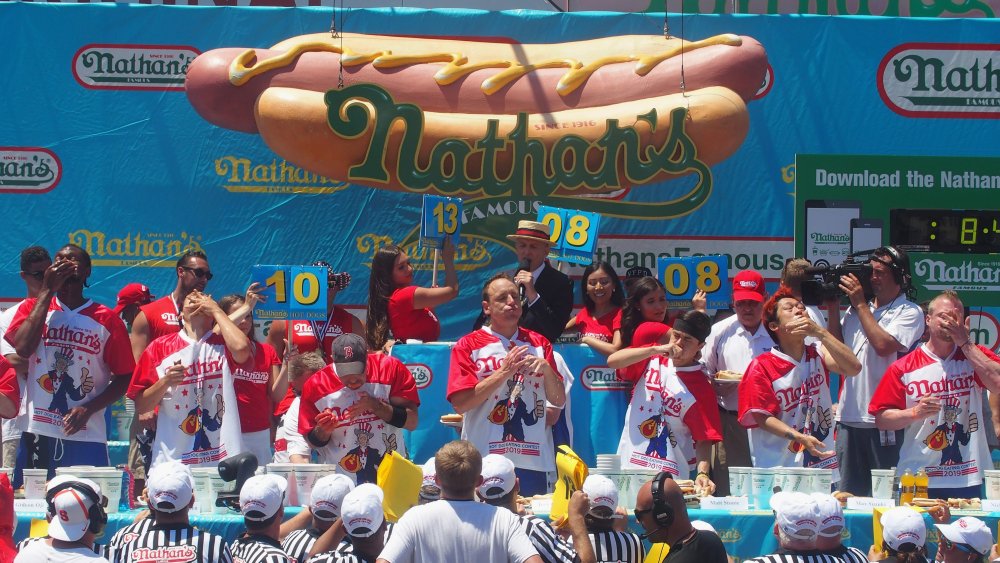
[161,312,180,325]
[67,229,204,268]
[878,43,1000,118]
[215,155,349,194]
[72,44,200,91]
[406,364,432,390]
[132,545,198,562]
[580,366,630,391]
[233,367,269,384]
[0,148,61,194]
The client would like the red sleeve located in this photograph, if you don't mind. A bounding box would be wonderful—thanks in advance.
[0,359,19,417]
[446,338,480,402]
[389,285,417,311]
[385,355,420,405]
[103,316,137,376]
[3,299,36,348]
[972,346,1000,388]
[126,345,161,401]
[620,352,653,384]
[869,361,907,416]
[298,368,328,436]
[612,310,622,331]
[737,358,780,428]
[541,340,560,380]
[684,378,722,442]
[261,342,280,368]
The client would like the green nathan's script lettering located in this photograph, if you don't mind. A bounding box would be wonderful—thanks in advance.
[323,84,710,197]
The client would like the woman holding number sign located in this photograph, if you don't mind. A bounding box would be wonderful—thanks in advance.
[367,238,458,352]
[565,261,625,356]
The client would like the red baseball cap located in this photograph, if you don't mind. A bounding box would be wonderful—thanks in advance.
[732,270,765,303]
[114,283,154,313]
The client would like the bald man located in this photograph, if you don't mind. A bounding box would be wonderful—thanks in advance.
[634,477,727,563]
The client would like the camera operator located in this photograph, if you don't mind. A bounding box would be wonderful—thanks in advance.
[826,246,924,496]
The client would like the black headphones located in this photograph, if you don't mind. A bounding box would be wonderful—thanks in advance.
[875,245,911,289]
[45,481,108,536]
[649,471,675,529]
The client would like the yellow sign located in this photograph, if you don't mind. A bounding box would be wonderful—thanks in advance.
[376,450,422,523]
[30,518,48,538]
[551,445,588,525]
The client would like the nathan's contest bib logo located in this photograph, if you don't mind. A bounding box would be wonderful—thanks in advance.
[580,366,630,391]
[406,364,432,390]
[214,155,350,194]
[878,43,1000,118]
[73,44,200,91]
[0,148,61,194]
[67,229,205,267]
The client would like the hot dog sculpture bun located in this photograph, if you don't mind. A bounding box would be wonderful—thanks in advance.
[186,32,769,195]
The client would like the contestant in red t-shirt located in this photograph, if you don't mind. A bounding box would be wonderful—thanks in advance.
[564,261,624,356]
[367,239,458,351]
[219,291,287,464]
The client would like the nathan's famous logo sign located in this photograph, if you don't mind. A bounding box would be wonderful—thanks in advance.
[214,155,350,194]
[878,43,1000,118]
[356,234,492,272]
[0,148,61,193]
[73,44,200,91]
[68,229,205,267]
[184,31,769,243]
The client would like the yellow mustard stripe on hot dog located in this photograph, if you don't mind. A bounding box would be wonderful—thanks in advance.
[229,33,742,96]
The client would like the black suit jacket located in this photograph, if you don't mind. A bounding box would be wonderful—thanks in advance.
[472,264,574,344]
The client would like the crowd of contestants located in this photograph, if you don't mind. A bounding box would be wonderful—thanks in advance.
[0,218,999,563]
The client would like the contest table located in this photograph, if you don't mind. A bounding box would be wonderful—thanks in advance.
[13,503,993,560]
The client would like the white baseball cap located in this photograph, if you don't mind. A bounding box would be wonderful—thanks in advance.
[811,493,845,537]
[936,517,994,556]
[478,454,516,500]
[692,520,718,534]
[310,474,354,521]
[341,484,385,538]
[147,461,194,513]
[770,491,819,540]
[47,482,101,542]
[582,475,619,517]
[239,474,287,521]
[881,507,926,551]
[421,458,437,487]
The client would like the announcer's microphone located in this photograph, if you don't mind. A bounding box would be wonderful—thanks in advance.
[640,526,665,540]
[516,259,531,301]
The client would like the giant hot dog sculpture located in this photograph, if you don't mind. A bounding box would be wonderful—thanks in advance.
[185,32,768,196]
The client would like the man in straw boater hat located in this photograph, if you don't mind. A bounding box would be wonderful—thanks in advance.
[493,220,574,345]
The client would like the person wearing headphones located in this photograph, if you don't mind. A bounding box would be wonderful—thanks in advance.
[633,474,727,563]
[16,479,110,562]
[826,246,925,496]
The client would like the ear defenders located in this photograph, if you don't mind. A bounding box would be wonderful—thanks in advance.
[875,246,911,289]
[45,481,108,536]
[649,471,675,529]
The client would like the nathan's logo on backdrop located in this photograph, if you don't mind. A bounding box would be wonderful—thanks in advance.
[878,43,1000,118]
[357,234,492,272]
[406,364,432,390]
[968,311,1000,353]
[72,44,200,91]
[580,366,630,391]
[0,148,61,194]
[214,155,350,194]
[67,230,205,267]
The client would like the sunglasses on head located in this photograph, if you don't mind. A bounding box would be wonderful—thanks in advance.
[942,537,978,555]
[181,266,213,280]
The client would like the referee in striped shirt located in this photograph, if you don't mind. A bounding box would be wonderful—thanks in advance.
[231,474,293,563]
[578,475,643,563]
[476,454,598,563]
[308,483,391,563]
[746,492,851,563]
[108,461,233,563]
[279,474,354,563]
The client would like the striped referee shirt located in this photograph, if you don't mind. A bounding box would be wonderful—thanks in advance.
[282,528,320,563]
[105,515,156,555]
[108,522,234,563]
[585,529,644,563]
[231,533,293,563]
[306,523,395,563]
[518,514,577,563]
[746,551,858,563]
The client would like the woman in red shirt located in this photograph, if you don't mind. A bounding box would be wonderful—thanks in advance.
[619,276,672,349]
[564,261,624,356]
[366,238,458,351]
[219,291,288,464]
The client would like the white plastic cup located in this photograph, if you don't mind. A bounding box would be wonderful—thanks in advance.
[293,465,326,506]
[266,463,297,507]
[785,468,810,493]
[751,468,776,509]
[872,469,895,500]
[90,468,124,514]
[191,468,216,514]
[22,469,47,500]
[729,467,751,497]
[984,470,1000,500]
[208,474,229,515]
[812,468,833,494]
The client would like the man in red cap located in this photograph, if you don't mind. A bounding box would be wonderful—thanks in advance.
[113,283,154,330]
[701,269,773,495]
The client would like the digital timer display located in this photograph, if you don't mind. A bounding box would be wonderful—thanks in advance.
[890,209,1000,253]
